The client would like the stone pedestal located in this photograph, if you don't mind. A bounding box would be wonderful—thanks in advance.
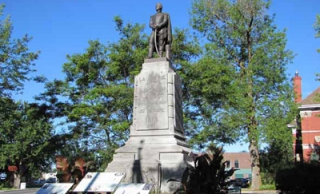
[105,58,190,193]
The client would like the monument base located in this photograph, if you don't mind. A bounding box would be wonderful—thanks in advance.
[105,135,190,193]
[105,58,191,193]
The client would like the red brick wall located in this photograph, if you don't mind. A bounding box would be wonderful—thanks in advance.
[223,152,251,169]
[300,111,320,161]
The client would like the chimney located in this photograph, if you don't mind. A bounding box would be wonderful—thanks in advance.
[293,71,302,103]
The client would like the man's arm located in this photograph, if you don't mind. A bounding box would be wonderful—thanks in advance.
[149,16,155,29]
[156,14,168,29]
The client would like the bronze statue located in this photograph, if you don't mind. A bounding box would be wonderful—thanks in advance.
[148,3,172,59]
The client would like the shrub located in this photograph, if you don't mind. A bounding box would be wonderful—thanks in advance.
[168,145,237,194]
[276,163,320,194]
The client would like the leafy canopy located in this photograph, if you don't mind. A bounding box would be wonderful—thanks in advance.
[0,4,39,97]
[188,0,297,189]
[36,16,201,167]
[0,99,54,176]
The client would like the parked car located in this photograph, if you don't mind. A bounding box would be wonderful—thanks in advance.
[244,177,251,185]
[229,178,250,188]
[46,177,57,183]
[228,184,242,193]
[33,179,46,185]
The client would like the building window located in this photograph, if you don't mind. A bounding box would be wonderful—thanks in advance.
[226,160,230,168]
[234,160,239,168]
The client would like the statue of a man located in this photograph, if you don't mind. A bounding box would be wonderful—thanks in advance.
[148,3,172,59]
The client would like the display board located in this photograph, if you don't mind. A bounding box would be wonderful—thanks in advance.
[35,183,74,194]
[114,183,153,194]
[72,172,125,192]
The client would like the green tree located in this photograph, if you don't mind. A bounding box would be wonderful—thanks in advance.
[259,141,293,184]
[0,4,51,188]
[189,0,296,189]
[36,16,200,168]
[0,4,39,97]
[314,14,320,53]
[50,17,147,163]
[0,99,54,188]
[314,15,320,96]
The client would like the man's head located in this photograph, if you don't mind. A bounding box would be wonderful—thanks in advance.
[156,3,162,12]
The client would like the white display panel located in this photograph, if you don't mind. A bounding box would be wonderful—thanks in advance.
[72,172,125,192]
[36,183,74,194]
[114,183,153,194]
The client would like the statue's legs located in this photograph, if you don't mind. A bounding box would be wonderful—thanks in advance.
[158,35,164,58]
[165,44,170,59]
[148,32,155,58]
[148,46,154,58]
[147,31,169,59]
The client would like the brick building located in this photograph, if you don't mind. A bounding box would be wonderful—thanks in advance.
[223,152,251,179]
[291,72,320,162]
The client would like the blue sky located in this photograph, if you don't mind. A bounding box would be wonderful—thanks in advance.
[2,0,320,152]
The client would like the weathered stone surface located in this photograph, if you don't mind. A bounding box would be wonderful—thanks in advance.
[106,58,190,193]
[134,69,168,130]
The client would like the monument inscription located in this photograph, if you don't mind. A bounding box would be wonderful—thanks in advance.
[134,70,168,130]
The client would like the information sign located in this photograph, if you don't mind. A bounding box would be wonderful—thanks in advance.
[35,183,74,194]
[72,172,125,192]
[114,183,153,194]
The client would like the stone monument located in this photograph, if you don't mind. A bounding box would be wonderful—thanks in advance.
[105,3,191,193]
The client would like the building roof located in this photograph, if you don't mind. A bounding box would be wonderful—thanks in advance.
[300,87,320,105]
[288,87,320,128]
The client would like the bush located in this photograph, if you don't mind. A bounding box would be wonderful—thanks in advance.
[276,163,320,194]
[168,145,237,194]
[261,172,275,185]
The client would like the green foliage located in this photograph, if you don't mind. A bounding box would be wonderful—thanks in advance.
[276,163,320,193]
[168,145,236,194]
[0,4,40,97]
[314,14,320,82]
[189,0,296,147]
[0,99,56,187]
[0,184,14,190]
[314,14,320,53]
[0,4,53,188]
[36,16,201,168]
[259,183,275,190]
[55,17,147,157]
[260,141,294,184]
[189,0,296,189]
[36,17,146,166]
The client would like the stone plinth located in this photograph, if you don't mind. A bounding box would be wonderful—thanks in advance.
[105,58,190,193]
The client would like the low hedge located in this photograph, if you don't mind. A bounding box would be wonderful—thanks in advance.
[275,163,320,194]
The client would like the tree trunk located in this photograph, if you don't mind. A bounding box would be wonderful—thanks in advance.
[13,172,21,189]
[249,141,261,190]
[246,32,261,189]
